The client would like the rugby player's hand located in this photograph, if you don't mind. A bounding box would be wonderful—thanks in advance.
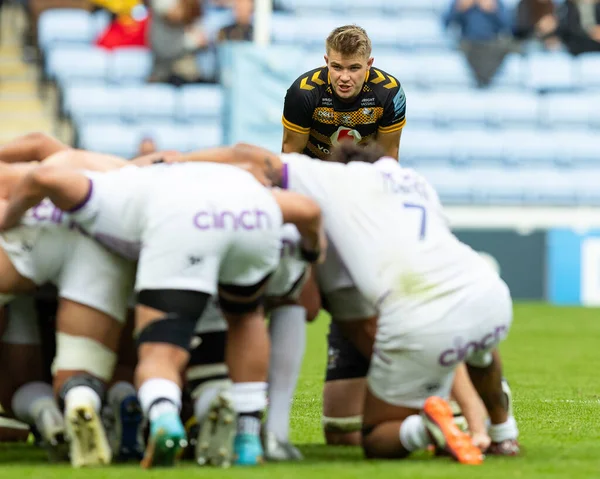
[471,432,491,452]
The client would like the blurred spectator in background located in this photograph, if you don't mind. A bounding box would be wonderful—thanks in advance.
[147,0,207,82]
[513,0,562,51]
[216,0,253,43]
[137,136,157,155]
[445,0,514,87]
[556,0,600,55]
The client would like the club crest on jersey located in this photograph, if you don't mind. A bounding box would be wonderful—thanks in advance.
[330,126,362,146]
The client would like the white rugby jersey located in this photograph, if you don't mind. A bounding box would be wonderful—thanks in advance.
[280,153,498,315]
[68,162,263,260]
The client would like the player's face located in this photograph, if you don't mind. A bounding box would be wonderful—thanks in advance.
[325,50,373,100]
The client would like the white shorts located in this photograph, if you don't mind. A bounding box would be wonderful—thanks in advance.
[0,226,134,323]
[135,184,283,294]
[367,278,512,409]
[317,241,376,321]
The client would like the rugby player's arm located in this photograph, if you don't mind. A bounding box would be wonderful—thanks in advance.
[0,132,69,164]
[271,189,326,263]
[172,144,285,187]
[376,129,402,160]
[42,149,128,171]
[0,165,90,230]
[282,127,309,154]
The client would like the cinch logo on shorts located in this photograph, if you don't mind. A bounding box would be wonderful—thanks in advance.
[438,325,508,367]
[193,209,272,231]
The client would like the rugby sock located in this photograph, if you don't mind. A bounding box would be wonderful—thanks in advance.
[489,416,518,442]
[266,305,306,442]
[399,415,432,452]
[12,382,59,424]
[107,381,137,407]
[64,385,102,413]
[231,382,267,436]
[138,379,181,421]
[194,381,227,423]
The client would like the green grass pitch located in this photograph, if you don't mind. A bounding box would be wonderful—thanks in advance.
[1,303,600,478]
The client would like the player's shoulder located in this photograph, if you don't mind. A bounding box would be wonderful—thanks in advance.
[366,67,404,100]
[287,66,328,97]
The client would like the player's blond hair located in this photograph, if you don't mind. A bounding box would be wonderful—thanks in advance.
[326,25,372,59]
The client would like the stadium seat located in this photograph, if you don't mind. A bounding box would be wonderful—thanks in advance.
[38,9,94,53]
[271,15,338,46]
[399,129,455,166]
[201,7,236,41]
[418,166,473,204]
[451,129,506,166]
[135,123,195,151]
[485,92,540,128]
[46,46,109,86]
[573,169,600,205]
[384,0,439,14]
[178,85,223,122]
[501,130,559,167]
[63,85,122,123]
[519,168,578,205]
[91,9,112,39]
[577,53,600,90]
[540,93,594,130]
[392,15,449,50]
[417,53,475,89]
[436,92,488,127]
[469,168,525,205]
[78,122,140,158]
[120,84,178,122]
[401,92,440,126]
[187,123,224,149]
[492,53,524,89]
[109,47,152,84]
[372,53,420,88]
[553,131,599,168]
[525,53,577,92]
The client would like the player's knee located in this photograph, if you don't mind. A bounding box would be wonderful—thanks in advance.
[52,332,117,382]
[361,424,410,460]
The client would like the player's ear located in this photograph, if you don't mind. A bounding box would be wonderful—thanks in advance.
[324,54,329,65]
[367,57,374,68]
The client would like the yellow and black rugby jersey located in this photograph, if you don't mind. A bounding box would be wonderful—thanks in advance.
[282,66,406,160]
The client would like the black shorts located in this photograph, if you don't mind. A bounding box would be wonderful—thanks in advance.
[325,321,369,382]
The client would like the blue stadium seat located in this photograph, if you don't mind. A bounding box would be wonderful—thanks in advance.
[384,0,439,14]
[91,9,111,38]
[399,129,455,165]
[540,93,594,130]
[403,92,440,127]
[46,46,109,86]
[78,122,140,158]
[38,9,94,53]
[63,85,122,123]
[492,53,524,89]
[577,53,600,90]
[485,92,539,128]
[501,130,559,167]
[393,15,448,50]
[201,7,236,41]
[437,92,488,127]
[418,166,473,204]
[519,169,578,205]
[277,0,338,13]
[373,53,420,88]
[525,53,577,92]
[109,47,152,84]
[553,131,599,168]
[178,85,223,122]
[469,168,525,205]
[136,123,195,151]
[120,84,178,122]
[271,15,337,46]
[573,169,600,205]
[187,123,224,149]
[417,53,475,89]
[451,129,506,166]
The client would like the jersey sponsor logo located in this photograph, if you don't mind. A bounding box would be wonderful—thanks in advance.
[361,98,376,107]
[438,325,508,367]
[322,98,333,106]
[317,144,331,155]
[318,110,334,120]
[193,209,272,231]
[330,126,362,147]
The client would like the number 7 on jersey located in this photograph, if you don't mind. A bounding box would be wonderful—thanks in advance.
[403,203,426,240]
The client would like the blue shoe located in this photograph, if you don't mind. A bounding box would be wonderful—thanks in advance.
[234,434,264,466]
[140,411,187,469]
[114,395,144,461]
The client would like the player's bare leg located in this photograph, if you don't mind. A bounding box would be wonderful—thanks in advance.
[323,378,365,445]
[361,387,483,464]
[467,349,519,455]
[54,299,124,468]
[224,306,269,466]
